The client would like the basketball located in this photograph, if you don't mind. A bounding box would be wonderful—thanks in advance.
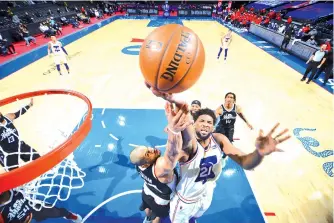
[139,24,205,93]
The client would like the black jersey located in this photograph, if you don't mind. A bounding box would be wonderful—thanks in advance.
[136,164,175,201]
[0,117,20,153]
[0,190,32,223]
[217,104,237,128]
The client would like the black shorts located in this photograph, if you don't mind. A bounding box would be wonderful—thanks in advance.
[139,191,170,219]
[214,127,234,142]
[0,141,40,171]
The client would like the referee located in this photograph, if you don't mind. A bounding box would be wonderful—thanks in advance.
[301,44,327,84]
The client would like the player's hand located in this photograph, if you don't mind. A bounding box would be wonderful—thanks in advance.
[255,123,290,156]
[317,65,321,69]
[165,102,192,133]
[145,82,188,109]
[29,98,33,107]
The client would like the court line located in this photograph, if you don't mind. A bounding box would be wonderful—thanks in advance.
[101,108,106,115]
[109,133,119,141]
[101,120,106,129]
[129,143,141,147]
[81,189,142,223]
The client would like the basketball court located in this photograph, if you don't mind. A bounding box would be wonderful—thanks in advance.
[0,18,332,223]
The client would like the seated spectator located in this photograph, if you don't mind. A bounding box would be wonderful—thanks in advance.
[39,22,55,37]
[278,24,286,34]
[69,16,80,28]
[60,17,69,26]
[95,9,101,19]
[0,33,16,55]
[77,13,90,24]
[19,24,36,46]
[49,17,62,35]
[23,12,34,23]
[292,27,305,45]
[306,36,317,46]
[98,9,105,19]
[12,14,20,24]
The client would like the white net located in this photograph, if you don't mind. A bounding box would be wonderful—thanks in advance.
[0,93,90,211]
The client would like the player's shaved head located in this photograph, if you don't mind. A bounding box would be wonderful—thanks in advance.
[130,146,161,166]
[130,146,148,166]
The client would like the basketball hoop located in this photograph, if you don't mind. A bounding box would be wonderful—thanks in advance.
[0,89,92,209]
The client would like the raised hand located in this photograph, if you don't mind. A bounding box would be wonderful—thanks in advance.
[165,102,192,134]
[29,98,34,107]
[145,82,187,108]
[255,123,291,156]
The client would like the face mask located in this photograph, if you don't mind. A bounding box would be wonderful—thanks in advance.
[0,114,4,123]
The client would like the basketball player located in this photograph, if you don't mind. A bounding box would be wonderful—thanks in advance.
[0,99,40,172]
[0,189,82,223]
[217,29,232,61]
[47,35,70,76]
[190,100,201,118]
[215,92,253,142]
[130,103,192,223]
[148,87,291,223]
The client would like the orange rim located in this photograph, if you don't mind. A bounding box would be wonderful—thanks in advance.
[0,89,92,193]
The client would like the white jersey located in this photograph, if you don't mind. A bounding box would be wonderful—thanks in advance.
[222,33,232,49]
[176,135,225,203]
[49,41,64,56]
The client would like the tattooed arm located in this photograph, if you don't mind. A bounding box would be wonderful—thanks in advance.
[155,102,192,182]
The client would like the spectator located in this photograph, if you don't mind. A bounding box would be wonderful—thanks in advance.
[306,36,317,46]
[302,24,310,34]
[324,40,331,52]
[23,12,34,23]
[287,16,292,25]
[19,24,36,46]
[69,16,80,28]
[77,13,90,24]
[280,26,294,51]
[301,44,328,84]
[12,14,20,24]
[291,27,304,45]
[0,33,16,55]
[302,28,317,42]
[278,24,286,34]
[39,22,55,37]
[7,7,13,17]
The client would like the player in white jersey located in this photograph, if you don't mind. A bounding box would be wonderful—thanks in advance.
[148,87,291,223]
[217,29,232,61]
[47,35,70,75]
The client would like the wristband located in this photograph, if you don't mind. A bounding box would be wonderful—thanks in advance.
[167,127,180,135]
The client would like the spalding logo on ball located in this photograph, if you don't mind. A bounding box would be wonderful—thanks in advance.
[139,24,205,93]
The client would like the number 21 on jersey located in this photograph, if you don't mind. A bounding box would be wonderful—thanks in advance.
[195,155,218,184]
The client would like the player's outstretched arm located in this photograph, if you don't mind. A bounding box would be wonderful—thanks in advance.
[155,102,192,178]
[146,83,197,158]
[236,105,253,130]
[215,123,290,170]
[6,98,33,121]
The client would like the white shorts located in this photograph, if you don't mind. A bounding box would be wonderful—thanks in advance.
[169,182,216,223]
[53,55,67,65]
